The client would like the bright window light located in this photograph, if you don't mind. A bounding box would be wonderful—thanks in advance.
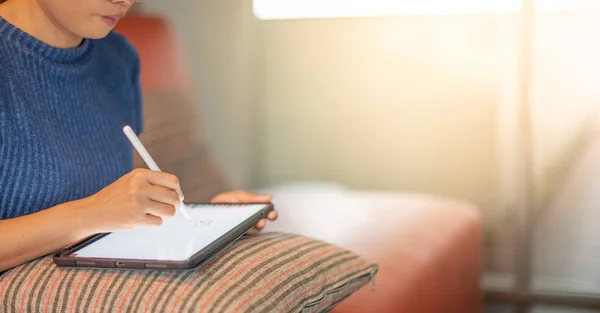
[536,0,600,10]
[253,0,600,20]
[253,0,522,20]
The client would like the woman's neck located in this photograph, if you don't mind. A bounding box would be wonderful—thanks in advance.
[0,0,83,48]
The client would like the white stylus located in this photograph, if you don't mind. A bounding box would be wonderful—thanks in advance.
[122,125,193,221]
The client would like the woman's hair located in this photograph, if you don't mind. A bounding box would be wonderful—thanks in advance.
[0,0,6,4]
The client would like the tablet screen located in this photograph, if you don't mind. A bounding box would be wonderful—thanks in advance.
[70,204,268,261]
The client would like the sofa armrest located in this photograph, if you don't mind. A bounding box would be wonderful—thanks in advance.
[262,184,483,313]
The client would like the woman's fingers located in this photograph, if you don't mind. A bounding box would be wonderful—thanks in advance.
[142,170,184,201]
[146,185,180,209]
[144,214,164,227]
[144,200,177,219]
[255,219,267,229]
[211,191,272,204]
[209,190,276,231]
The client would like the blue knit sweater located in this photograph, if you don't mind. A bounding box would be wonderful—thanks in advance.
[0,17,143,220]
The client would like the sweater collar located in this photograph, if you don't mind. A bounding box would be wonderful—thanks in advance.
[0,16,92,65]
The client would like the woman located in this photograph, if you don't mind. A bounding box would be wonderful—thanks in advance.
[0,0,277,273]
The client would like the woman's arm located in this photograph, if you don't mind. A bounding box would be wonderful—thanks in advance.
[0,168,183,272]
[0,200,92,272]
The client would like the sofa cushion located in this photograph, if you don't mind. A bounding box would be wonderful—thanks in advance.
[134,91,231,202]
[263,189,482,313]
[0,233,377,313]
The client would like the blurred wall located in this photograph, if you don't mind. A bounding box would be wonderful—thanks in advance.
[255,9,600,226]
[531,9,600,211]
[255,14,520,226]
[137,2,600,229]
[141,0,258,188]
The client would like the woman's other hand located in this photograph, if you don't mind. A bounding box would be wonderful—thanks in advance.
[210,190,278,230]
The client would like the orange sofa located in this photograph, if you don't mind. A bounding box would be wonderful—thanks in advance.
[115,13,483,313]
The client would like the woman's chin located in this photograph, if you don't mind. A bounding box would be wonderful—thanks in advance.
[80,20,118,39]
[83,27,114,40]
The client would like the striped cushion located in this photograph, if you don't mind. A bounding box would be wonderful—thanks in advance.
[0,233,377,313]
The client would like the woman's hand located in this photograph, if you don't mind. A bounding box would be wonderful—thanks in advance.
[211,190,278,231]
[79,168,184,234]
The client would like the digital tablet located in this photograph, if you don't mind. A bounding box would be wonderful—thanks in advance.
[53,203,274,270]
